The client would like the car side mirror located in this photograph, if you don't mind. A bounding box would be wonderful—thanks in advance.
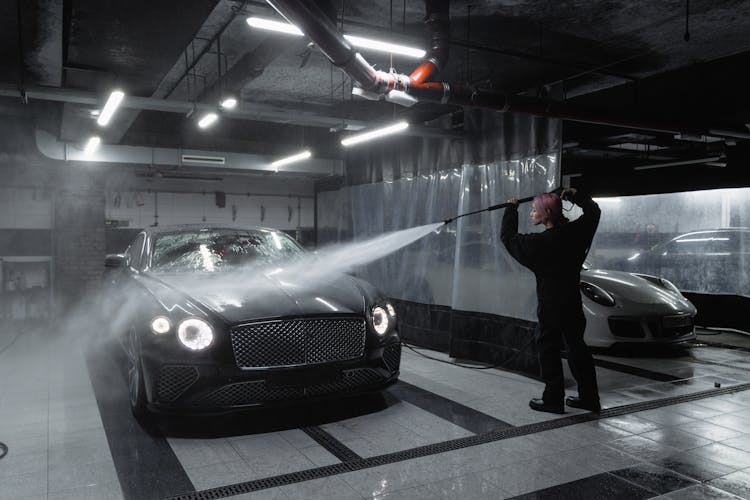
[104,254,127,268]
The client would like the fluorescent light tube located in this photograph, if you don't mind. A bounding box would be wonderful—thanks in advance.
[197,113,219,129]
[97,90,125,126]
[83,136,101,156]
[633,156,721,171]
[246,16,303,35]
[341,121,409,147]
[220,97,237,109]
[343,35,425,58]
[247,17,425,58]
[271,150,312,169]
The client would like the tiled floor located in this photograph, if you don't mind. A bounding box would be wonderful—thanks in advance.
[3,324,750,499]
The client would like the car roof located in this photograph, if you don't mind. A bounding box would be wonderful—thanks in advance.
[142,224,283,235]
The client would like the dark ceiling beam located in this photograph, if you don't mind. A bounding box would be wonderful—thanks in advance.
[79,0,232,145]
[0,84,462,139]
[197,36,306,104]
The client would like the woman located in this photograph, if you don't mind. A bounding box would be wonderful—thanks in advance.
[501,188,601,413]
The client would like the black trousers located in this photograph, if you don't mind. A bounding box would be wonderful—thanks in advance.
[536,306,599,404]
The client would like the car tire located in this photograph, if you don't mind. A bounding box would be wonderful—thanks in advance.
[127,327,149,419]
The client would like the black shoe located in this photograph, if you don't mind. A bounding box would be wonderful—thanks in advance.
[529,398,565,414]
[565,396,601,412]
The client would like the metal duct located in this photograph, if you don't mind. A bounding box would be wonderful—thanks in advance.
[34,129,341,175]
[409,0,450,85]
[266,0,749,140]
[266,0,378,89]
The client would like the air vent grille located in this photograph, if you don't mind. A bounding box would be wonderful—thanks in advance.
[181,154,226,165]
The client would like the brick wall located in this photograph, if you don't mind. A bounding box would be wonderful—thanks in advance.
[53,166,106,309]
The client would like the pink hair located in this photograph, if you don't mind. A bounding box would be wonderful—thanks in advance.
[533,193,566,225]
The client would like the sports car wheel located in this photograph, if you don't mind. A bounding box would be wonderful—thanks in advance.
[128,327,148,419]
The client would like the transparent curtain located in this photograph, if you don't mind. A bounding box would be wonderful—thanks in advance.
[584,187,750,297]
[317,109,561,322]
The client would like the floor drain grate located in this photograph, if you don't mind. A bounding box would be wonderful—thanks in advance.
[0,442,7,460]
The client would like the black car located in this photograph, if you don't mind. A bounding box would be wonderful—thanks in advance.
[102,225,401,416]
[625,228,750,296]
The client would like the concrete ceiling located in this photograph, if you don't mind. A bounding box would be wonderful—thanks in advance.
[2,0,750,191]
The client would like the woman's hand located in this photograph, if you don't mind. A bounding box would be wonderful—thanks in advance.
[507,198,519,206]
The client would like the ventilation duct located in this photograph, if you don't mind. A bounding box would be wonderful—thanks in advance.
[34,129,341,176]
[266,0,750,140]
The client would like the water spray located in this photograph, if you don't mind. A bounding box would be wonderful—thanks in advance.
[443,187,563,225]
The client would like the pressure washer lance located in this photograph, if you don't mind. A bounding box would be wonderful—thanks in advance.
[443,187,564,225]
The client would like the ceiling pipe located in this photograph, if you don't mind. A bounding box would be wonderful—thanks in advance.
[34,128,341,175]
[265,0,409,94]
[409,0,450,86]
[266,0,749,141]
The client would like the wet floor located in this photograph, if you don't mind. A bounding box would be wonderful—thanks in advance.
[2,326,750,499]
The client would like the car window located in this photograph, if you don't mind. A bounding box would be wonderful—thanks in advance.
[125,233,146,269]
[667,233,716,255]
[711,232,739,254]
[150,229,304,272]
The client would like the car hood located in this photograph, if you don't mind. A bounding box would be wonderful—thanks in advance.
[581,268,696,311]
[145,270,371,324]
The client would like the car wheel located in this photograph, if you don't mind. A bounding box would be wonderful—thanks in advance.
[127,327,148,419]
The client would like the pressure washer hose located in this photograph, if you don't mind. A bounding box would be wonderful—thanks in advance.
[443,186,564,225]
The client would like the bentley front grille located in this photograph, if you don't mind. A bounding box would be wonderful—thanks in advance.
[198,368,384,407]
[230,318,366,369]
[156,365,199,402]
[383,343,401,372]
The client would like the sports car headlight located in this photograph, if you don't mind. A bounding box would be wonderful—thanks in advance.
[150,316,171,335]
[371,306,390,335]
[658,278,682,295]
[580,282,616,307]
[177,318,214,350]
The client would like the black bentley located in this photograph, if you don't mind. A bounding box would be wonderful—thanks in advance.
[102,225,401,416]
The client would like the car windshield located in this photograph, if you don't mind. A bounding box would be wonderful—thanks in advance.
[150,229,304,272]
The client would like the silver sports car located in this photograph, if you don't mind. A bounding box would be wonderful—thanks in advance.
[580,263,697,348]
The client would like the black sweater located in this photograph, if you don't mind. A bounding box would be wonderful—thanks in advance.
[501,192,601,317]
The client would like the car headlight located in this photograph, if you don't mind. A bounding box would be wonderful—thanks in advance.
[177,318,214,350]
[371,306,390,335]
[386,303,396,317]
[580,282,616,307]
[150,316,171,335]
[635,274,683,296]
[658,278,682,295]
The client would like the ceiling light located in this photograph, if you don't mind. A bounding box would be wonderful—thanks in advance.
[246,16,303,36]
[271,150,312,171]
[96,90,125,126]
[197,112,218,129]
[633,156,721,171]
[220,97,237,109]
[343,34,425,58]
[247,17,425,58]
[83,136,101,156]
[341,121,409,147]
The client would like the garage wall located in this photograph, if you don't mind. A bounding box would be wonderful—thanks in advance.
[0,186,54,321]
[105,191,314,230]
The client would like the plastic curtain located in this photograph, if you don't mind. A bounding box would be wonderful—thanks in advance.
[317,110,560,321]
[580,187,750,297]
